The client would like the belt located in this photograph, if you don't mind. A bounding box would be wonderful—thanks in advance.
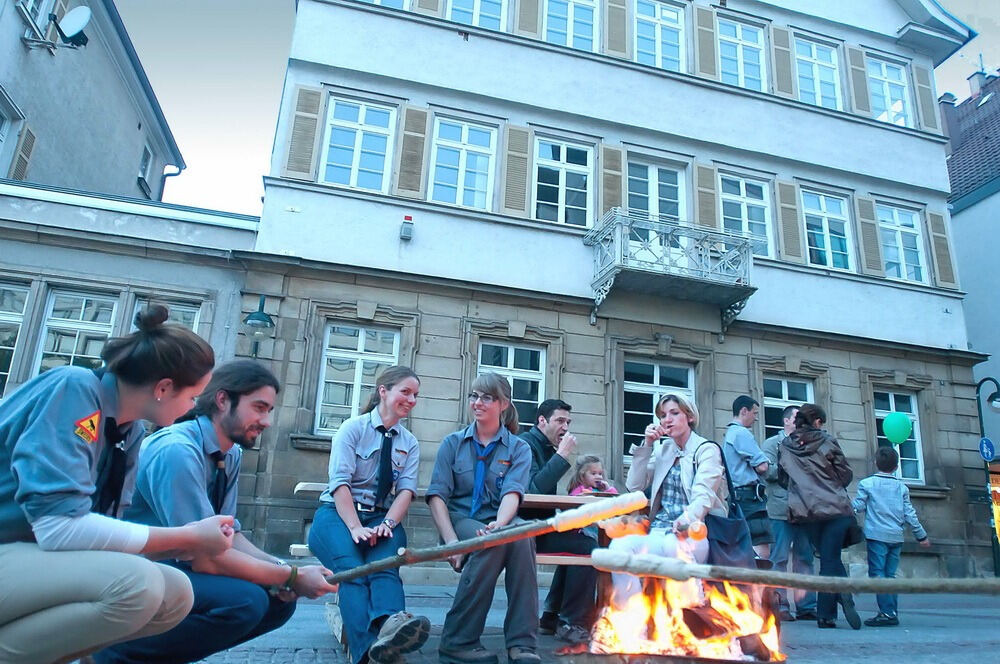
[734,483,766,501]
[355,502,386,513]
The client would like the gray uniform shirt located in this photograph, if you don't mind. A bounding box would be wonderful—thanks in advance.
[0,367,144,543]
[320,409,420,509]
[125,415,242,531]
[762,431,789,519]
[723,420,769,487]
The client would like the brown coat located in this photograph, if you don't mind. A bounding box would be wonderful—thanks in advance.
[777,426,853,523]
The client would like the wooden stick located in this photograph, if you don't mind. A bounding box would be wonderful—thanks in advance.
[325,491,648,584]
[591,549,1000,595]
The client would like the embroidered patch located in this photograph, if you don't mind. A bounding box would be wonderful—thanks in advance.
[74,411,101,444]
[498,459,512,466]
[392,469,400,481]
[495,474,505,491]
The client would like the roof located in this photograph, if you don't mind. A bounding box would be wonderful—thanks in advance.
[946,75,1000,205]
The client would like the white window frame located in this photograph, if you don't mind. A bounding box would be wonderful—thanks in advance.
[477,340,546,432]
[357,0,409,8]
[626,160,685,221]
[719,173,773,258]
[717,16,767,92]
[319,97,397,194]
[794,37,842,110]
[543,0,599,53]
[876,203,926,284]
[762,375,814,441]
[428,117,497,211]
[866,57,913,128]
[873,389,925,484]
[447,0,507,31]
[32,291,118,377]
[314,322,401,436]
[18,0,50,36]
[633,0,686,73]
[138,145,153,181]
[801,189,853,271]
[0,283,30,399]
[622,359,694,465]
[132,299,201,331]
[532,137,593,228]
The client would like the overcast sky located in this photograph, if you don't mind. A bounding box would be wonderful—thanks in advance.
[115,0,998,216]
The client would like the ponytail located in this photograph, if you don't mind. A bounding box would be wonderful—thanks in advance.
[470,372,519,434]
[794,403,826,429]
[362,366,420,415]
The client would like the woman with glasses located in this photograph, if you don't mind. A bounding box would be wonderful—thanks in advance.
[308,366,431,664]
[426,373,539,664]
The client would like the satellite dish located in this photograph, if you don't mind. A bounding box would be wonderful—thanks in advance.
[53,6,91,47]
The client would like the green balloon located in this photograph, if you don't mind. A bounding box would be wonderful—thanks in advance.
[883,412,912,444]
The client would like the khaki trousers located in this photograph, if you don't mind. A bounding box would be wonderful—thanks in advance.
[0,542,193,664]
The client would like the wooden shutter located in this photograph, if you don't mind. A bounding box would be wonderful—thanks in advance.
[393,106,430,199]
[695,163,719,230]
[601,145,624,216]
[282,86,324,181]
[926,212,957,288]
[515,0,542,38]
[501,126,532,217]
[854,197,884,277]
[776,181,804,263]
[604,0,629,59]
[45,0,69,43]
[847,47,871,115]
[7,124,35,181]
[771,27,796,99]
[413,0,444,18]
[695,7,718,80]
[912,65,939,132]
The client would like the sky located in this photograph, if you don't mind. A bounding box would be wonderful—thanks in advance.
[115,0,999,217]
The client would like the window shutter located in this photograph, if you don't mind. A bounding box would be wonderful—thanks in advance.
[695,7,718,80]
[393,106,430,199]
[926,212,957,288]
[854,197,884,277]
[601,145,624,216]
[413,0,444,18]
[771,27,796,99]
[604,0,629,59]
[776,181,804,263]
[501,125,533,217]
[847,46,871,115]
[695,163,719,230]
[45,0,69,43]
[912,65,939,132]
[7,124,35,181]
[282,86,325,181]
[515,0,542,38]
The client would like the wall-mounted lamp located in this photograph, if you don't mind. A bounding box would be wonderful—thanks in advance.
[242,295,275,358]
[400,215,414,241]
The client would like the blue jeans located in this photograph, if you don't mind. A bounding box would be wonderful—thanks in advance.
[94,563,296,663]
[309,503,406,664]
[770,519,817,614]
[866,539,901,616]
[803,516,854,622]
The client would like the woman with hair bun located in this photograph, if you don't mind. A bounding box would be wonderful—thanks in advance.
[0,305,235,664]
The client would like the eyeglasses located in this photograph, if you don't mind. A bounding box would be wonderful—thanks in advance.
[467,392,496,405]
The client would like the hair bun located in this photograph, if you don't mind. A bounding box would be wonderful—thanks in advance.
[134,304,170,332]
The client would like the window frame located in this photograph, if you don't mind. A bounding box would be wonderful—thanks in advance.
[872,389,925,484]
[532,136,594,228]
[357,0,409,8]
[633,0,686,73]
[625,159,685,221]
[318,96,397,194]
[717,15,768,92]
[131,299,201,332]
[719,172,773,258]
[32,290,118,377]
[866,56,913,128]
[801,189,854,271]
[761,374,814,440]
[543,0,600,53]
[477,340,547,432]
[427,116,498,211]
[622,358,695,465]
[875,203,926,284]
[447,0,507,31]
[794,36,842,110]
[0,283,30,399]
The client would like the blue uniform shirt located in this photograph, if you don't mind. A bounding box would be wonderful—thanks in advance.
[722,420,769,488]
[0,367,144,544]
[125,415,242,531]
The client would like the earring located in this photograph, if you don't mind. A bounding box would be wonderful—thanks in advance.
[156,397,162,402]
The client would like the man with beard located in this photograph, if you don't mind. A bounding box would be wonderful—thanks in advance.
[94,360,338,664]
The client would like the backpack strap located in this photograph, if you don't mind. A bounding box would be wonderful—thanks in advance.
[694,439,739,511]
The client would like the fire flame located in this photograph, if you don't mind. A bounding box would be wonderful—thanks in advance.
[590,578,786,661]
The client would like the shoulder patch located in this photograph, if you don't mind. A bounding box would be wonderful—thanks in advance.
[74,411,101,444]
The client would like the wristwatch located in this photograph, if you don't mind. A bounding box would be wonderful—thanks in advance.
[382,517,397,529]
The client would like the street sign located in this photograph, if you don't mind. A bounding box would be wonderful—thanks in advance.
[981,437,996,462]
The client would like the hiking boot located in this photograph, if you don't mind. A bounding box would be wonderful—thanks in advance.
[439,646,499,664]
[368,611,430,663]
[555,623,590,644]
[507,647,542,663]
[539,611,560,635]
[864,613,900,627]
[838,593,862,630]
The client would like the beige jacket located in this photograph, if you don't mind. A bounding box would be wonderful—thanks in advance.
[626,432,729,525]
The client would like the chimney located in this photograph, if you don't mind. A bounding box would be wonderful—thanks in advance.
[939,92,958,151]
[969,70,988,97]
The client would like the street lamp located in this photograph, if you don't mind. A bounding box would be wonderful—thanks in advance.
[242,295,275,358]
[975,376,1000,577]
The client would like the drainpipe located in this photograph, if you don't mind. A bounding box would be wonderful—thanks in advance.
[158,164,183,202]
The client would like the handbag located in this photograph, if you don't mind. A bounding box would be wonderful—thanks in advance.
[843,516,864,549]
[694,441,757,569]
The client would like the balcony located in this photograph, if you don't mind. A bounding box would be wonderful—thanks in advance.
[582,208,757,332]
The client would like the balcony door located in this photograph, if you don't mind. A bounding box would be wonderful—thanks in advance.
[626,161,689,271]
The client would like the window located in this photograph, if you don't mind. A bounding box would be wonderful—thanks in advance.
[718,18,766,92]
[544,0,598,52]
[320,98,396,192]
[357,0,407,8]
[22,0,47,24]
[873,390,924,483]
[478,341,545,431]
[720,174,771,257]
[449,0,505,30]
[634,0,684,72]
[801,190,852,270]
[622,360,694,458]
[867,58,912,127]
[34,292,117,376]
[132,300,200,331]
[795,38,841,110]
[138,146,152,181]
[876,204,925,282]
[762,375,813,440]
[627,161,682,220]
[534,138,592,227]
[0,284,29,397]
[315,323,400,435]
[429,118,497,210]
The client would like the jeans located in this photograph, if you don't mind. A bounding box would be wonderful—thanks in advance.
[308,503,407,664]
[770,519,817,614]
[803,516,854,622]
[536,529,597,627]
[94,563,296,663]
[866,539,902,616]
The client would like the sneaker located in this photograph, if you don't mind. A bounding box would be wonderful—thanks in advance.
[864,613,900,627]
[368,611,431,663]
[539,611,560,635]
[507,647,542,663]
[555,623,590,645]
[439,646,499,664]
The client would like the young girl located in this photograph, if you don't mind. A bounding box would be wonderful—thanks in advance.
[568,455,619,496]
